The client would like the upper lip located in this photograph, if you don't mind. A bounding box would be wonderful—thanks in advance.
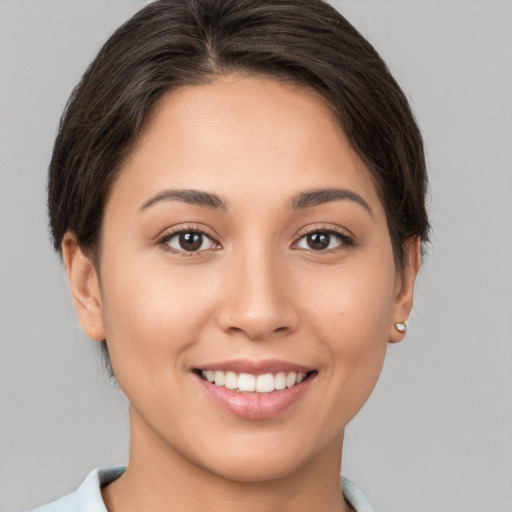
[194,359,315,375]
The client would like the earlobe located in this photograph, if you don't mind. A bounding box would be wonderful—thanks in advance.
[389,237,421,343]
[61,231,105,342]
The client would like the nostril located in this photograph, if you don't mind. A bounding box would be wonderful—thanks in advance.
[216,291,300,341]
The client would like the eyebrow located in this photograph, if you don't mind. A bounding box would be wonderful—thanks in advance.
[290,187,373,216]
[138,186,372,216]
[138,188,226,212]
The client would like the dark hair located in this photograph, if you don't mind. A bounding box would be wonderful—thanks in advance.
[48,0,429,268]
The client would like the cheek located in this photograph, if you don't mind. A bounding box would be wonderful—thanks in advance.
[303,253,396,340]
[98,253,222,382]
[299,255,396,412]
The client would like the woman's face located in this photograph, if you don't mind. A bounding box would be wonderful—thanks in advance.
[66,74,417,482]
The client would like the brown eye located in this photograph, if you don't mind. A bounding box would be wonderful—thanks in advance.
[164,231,217,252]
[179,232,203,251]
[295,230,352,251]
[306,232,330,250]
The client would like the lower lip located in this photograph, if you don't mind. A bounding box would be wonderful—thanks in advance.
[196,374,314,421]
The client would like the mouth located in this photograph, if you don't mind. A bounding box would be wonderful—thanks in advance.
[193,369,317,394]
[192,361,317,420]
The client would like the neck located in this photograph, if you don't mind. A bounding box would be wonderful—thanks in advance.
[102,407,352,512]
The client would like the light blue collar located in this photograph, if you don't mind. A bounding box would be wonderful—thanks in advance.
[31,467,375,512]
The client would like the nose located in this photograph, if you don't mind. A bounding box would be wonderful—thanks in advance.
[216,248,299,341]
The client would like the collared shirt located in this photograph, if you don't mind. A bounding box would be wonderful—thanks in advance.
[30,466,375,512]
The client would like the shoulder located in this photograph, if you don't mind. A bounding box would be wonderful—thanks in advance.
[342,476,376,512]
[29,468,372,512]
[29,491,79,512]
[28,466,126,512]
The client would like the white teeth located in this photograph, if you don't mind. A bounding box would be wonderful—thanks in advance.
[256,373,274,393]
[224,371,238,390]
[200,369,310,393]
[296,372,306,384]
[214,370,225,386]
[274,372,286,390]
[238,373,256,392]
[285,372,297,388]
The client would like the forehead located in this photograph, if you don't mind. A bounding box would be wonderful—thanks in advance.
[108,74,383,217]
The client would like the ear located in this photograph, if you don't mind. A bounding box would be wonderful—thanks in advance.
[388,237,421,343]
[61,231,105,342]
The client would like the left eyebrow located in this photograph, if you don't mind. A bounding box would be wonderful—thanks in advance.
[290,187,373,217]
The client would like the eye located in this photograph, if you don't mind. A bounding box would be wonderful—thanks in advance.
[295,230,352,251]
[161,230,218,253]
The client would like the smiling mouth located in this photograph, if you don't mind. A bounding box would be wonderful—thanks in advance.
[194,369,317,393]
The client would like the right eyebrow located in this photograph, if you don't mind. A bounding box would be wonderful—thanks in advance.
[138,188,227,213]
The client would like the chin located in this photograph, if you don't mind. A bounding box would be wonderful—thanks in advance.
[201,451,311,483]
[183,427,340,484]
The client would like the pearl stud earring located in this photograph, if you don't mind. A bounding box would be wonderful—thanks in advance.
[394,321,407,333]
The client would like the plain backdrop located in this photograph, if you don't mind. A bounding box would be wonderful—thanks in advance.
[1,1,511,511]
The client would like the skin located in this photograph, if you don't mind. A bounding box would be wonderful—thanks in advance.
[62,74,420,512]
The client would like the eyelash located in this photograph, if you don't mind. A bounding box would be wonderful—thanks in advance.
[158,225,220,256]
[157,225,354,255]
[294,226,355,252]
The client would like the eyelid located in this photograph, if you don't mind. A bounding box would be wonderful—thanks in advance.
[292,224,355,250]
[157,224,222,253]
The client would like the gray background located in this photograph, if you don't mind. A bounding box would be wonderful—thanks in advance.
[1,1,511,511]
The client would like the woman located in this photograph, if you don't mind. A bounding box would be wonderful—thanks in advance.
[32,0,428,510]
